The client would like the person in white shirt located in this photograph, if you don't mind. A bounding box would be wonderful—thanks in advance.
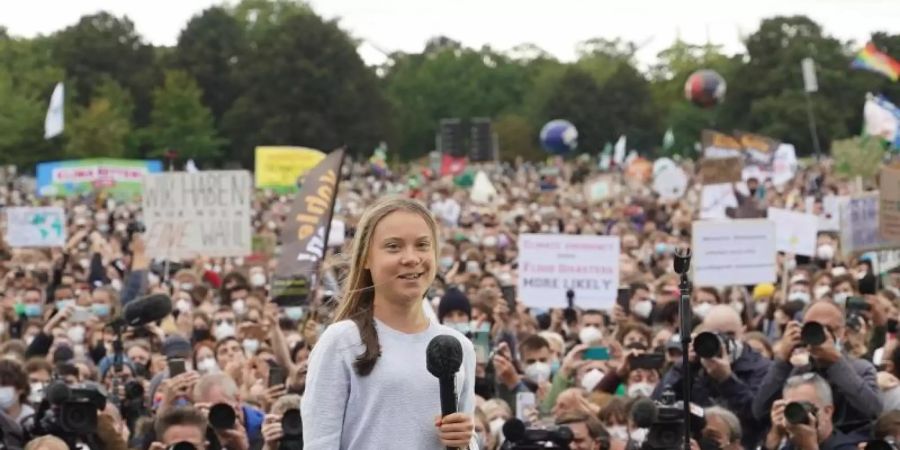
[302,196,477,450]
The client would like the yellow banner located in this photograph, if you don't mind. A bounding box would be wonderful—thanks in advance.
[255,146,326,191]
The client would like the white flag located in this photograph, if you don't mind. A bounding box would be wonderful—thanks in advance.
[864,93,900,146]
[186,159,199,173]
[44,83,64,139]
[613,135,626,165]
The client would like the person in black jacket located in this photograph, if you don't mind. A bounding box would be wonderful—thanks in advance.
[652,305,772,449]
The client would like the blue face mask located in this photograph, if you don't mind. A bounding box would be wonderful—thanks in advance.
[23,304,42,318]
[655,243,669,255]
[91,304,110,317]
[550,359,561,377]
[55,299,75,311]
[447,322,471,335]
[439,257,455,272]
[284,307,304,321]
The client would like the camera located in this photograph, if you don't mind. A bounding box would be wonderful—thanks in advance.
[167,442,198,450]
[865,439,899,450]
[209,403,236,430]
[631,391,706,450]
[693,332,738,360]
[800,322,828,346]
[31,382,107,447]
[279,408,303,450]
[501,418,572,449]
[784,401,818,425]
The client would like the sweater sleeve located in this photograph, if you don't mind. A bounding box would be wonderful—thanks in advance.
[301,325,353,450]
[825,357,882,421]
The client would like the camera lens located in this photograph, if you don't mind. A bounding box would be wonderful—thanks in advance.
[168,442,197,450]
[60,400,98,433]
[693,332,721,359]
[801,322,827,346]
[209,403,236,430]
[784,401,815,425]
[281,409,302,438]
[864,440,895,450]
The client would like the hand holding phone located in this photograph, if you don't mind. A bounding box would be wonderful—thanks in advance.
[583,347,611,361]
[168,358,186,377]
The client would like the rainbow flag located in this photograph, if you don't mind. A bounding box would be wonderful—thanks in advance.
[851,42,900,81]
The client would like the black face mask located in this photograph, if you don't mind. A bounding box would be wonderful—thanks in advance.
[887,318,899,334]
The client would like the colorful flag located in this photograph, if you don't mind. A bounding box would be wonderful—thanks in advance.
[440,153,467,176]
[851,43,900,81]
[271,148,345,306]
[863,93,900,148]
[44,83,64,139]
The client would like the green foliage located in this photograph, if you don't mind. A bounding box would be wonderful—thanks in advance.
[144,70,224,160]
[64,79,133,158]
[832,136,886,179]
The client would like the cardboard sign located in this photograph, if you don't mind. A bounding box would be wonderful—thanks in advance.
[142,171,252,259]
[841,193,900,255]
[880,165,900,241]
[4,207,66,247]
[700,157,744,185]
[518,234,619,310]
[702,130,743,158]
[767,208,818,257]
[254,146,326,193]
[692,219,776,287]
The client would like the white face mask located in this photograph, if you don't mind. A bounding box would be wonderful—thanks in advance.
[67,325,86,344]
[814,285,831,300]
[0,387,15,410]
[579,326,603,346]
[755,302,768,316]
[110,279,123,291]
[214,322,236,341]
[581,368,605,392]
[147,273,161,287]
[524,362,552,384]
[242,339,260,355]
[28,382,45,404]
[630,428,649,445]
[789,291,811,304]
[232,299,247,316]
[817,244,835,260]
[250,273,267,287]
[175,299,192,313]
[607,425,628,442]
[693,302,713,319]
[633,300,653,319]
[180,282,194,292]
[730,301,744,314]
[490,418,505,442]
[198,357,219,374]
[833,292,849,307]
[627,382,655,398]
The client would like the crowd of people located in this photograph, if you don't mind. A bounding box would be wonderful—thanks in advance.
[0,154,897,450]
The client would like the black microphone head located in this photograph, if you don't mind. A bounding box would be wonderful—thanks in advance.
[45,381,70,405]
[123,293,173,326]
[502,418,526,443]
[673,246,692,274]
[426,334,463,378]
[631,398,659,428]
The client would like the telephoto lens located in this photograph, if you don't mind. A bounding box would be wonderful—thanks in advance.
[784,401,818,425]
[209,403,236,430]
[800,322,827,346]
[693,332,722,359]
[167,442,197,450]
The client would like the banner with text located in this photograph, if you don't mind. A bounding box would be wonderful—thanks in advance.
[142,171,252,259]
[841,193,900,255]
[255,146,326,193]
[37,158,163,199]
[272,149,345,306]
[692,219,776,286]
[700,157,743,184]
[518,234,619,310]
[4,207,67,247]
[880,165,900,241]
[767,208,818,256]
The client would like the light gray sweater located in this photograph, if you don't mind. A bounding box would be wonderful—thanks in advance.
[301,317,478,450]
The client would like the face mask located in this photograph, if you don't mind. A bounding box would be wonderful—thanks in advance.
[67,325,86,344]
[232,299,247,316]
[180,282,194,292]
[28,382,45,404]
[817,244,835,260]
[833,293,849,307]
[91,303,110,317]
[627,382,655,398]
[439,257,455,272]
[0,387,15,410]
[813,285,831,300]
[284,307,304,321]
[55,299,75,311]
[250,273,267,287]
[79,259,90,269]
[630,428,649,445]
[525,362,551,384]
[754,302,768,316]
[655,243,669,255]
[24,335,35,346]
[214,322,236,341]
[581,368,604,392]
[175,299,192,313]
[447,322,471,335]
[693,302,713,319]
[789,291,811,304]
[17,302,40,319]
[243,339,260,355]
[550,359,561,377]
[148,273,161,287]
[110,279,123,291]
[602,424,626,442]
[198,357,219,374]
[579,326,603,346]
[730,301,744,314]
[633,300,653,319]
[482,236,498,248]
[490,418,505,441]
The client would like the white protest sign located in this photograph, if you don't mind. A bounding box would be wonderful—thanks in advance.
[4,207,66,247]
[839,193,900,255]
[653,162,688,202]
[692,219,776,286]
[143,171,252,259]
[766,207,818,256]
[804,195,842,232]
[518,234,619,310]
[700,184,738,219]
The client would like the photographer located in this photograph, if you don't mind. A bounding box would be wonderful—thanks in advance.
[764,373,865,450]
[149,406,209,450]
[753,302,881,436]
[556,411,609,450]
[258,394,302,450]
[652,305,771,449]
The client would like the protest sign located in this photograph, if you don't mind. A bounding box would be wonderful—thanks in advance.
[880,165,900,241]
[254,146,326,193]
[585,177,614,203]
[37,159,163,199]
[841,192,900,255]
[700,157,743,184]
[653,163,688,201]
[518,234,619,310]
[805,195,842,232]
[767,208,818,256]
[692,219,776,286]
[701,130,743,159]
[4,207,66,247]
[735,130,779,168]
[142,171,252,259]
[700,183,738,219]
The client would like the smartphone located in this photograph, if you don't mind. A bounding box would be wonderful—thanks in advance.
[515,392,537,424]
[583,347,611,361]
[631,353,666,370]
[473,331,492,364]
[501,285,517,311]
[617,288,631,314]
[846,296,871,311]
[268,364,286,387]
[70,306,92,324]
[168,358,186,377]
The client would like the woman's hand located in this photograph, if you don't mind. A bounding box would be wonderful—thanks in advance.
[434,412,474,448]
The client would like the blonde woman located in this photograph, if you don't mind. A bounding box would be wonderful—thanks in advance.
[302,197,477,449]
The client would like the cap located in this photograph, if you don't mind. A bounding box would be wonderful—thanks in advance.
[437,288,471,323]
[752,283,776,300]
[666,334,682,351]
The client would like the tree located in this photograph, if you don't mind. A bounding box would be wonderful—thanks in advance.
[494,114,542,161]
[537,67,608,153]
[143,70,224,160]
[64,79,133,158]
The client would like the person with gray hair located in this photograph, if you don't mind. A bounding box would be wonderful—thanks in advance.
[193,372,266,450]
[763,373,865,450]
[703,406,742,450]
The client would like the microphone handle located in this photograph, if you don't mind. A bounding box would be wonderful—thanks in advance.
[438,375,457,450]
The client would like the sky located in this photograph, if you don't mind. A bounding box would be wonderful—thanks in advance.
[2,0,899,67]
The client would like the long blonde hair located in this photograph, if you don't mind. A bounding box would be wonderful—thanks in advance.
[333,196,439,375]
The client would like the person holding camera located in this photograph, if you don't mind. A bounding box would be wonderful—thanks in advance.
[753,302,881,437]
[652,305,772,449]
[150,406,210,450]
[764,373,865,450]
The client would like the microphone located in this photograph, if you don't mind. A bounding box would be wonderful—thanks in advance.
[426,334,463,450]
[122,293,173,327]
[502,418,526,443]
[673,246,692,275]
[45,381,71,405]
[631,397,658,428]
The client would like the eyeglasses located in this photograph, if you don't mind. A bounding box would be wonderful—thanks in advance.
[216,319,235,325]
